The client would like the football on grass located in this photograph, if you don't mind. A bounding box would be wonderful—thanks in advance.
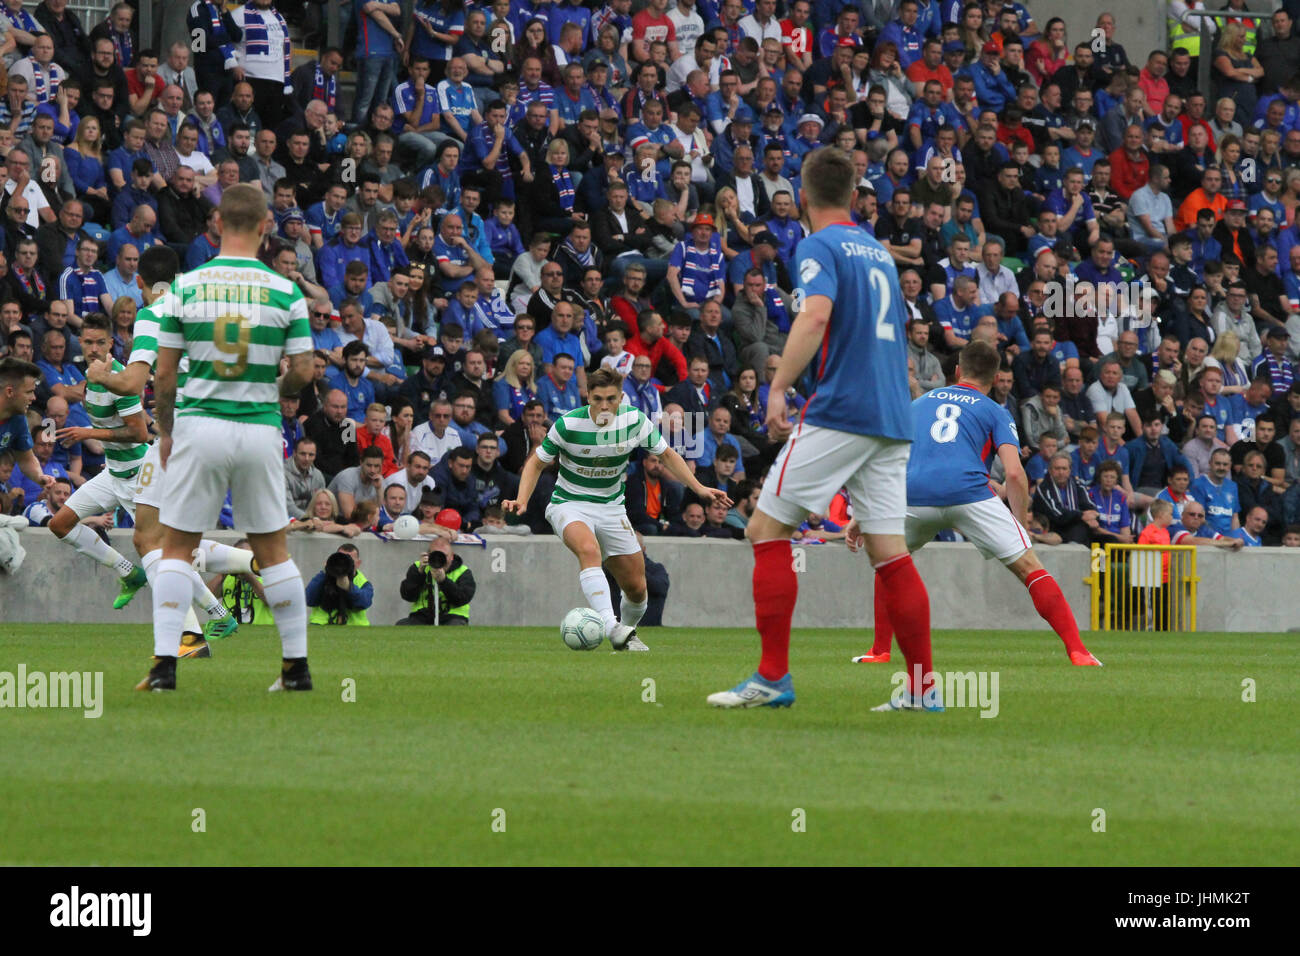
[561,608,605,650]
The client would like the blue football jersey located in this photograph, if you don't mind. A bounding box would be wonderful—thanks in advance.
[0,413,33,455]
[1189,474,1239,535]
[907,383,1020,506]
[793,223,911,439]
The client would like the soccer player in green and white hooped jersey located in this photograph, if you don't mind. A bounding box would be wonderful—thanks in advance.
[135,184,317,692]
[45,313,154,603]
[503,367,732,650]
[86,245,260,657]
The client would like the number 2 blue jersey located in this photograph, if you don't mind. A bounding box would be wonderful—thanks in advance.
[907,383,1020,506]
[794,222,912,440]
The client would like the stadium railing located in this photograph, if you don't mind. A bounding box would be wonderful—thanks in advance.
[1087,543,1199,632]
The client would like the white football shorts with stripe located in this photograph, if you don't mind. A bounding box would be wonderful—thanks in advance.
[159,417,290,533]
[545,500,642,558]
[757,422,909,535]
[905,497,1032,565]
[67,467,138,520]
[132,441,166,510]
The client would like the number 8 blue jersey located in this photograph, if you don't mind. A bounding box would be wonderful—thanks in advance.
[907,383,1021,506]
[794,223,912,440]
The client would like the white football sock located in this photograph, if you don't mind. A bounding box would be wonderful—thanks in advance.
[198,539,255,574]
[152,559,192,657]
[63,523,136,577]
[579,567,617,632]
[182,606,202,637]
[141,548,162,586]
[620,593,648,629]
[189,574,230,621]
[260,559,308,659]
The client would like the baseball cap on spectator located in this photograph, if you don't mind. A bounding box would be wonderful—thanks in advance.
[732,114,754,127]
[942,41,965,54]
[1225,199,1247,211]
[764,103,784,116]
[751,231,780,249]
[283,207,305,223]
[1266,326,1290,339]
[982,41,1001,55]
[586,54,610,71]
[859,178,876,195]
[798,113,824,130]
[691,213,715,229]
[435,508,462,531]
[837,37,858,48]
[1077,118,1096,130]
[603,144,624,156]
[423,345,446,360]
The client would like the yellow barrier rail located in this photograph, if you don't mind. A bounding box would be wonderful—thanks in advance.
[1087,544,1199,632]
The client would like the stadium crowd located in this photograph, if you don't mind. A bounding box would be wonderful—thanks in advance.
[5,0,1300,624]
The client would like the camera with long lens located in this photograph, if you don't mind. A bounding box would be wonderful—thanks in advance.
[428,550,449,570]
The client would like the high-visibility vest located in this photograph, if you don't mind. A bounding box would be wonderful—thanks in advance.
[1168,4,1202,57]
[409,562,470,623]
[1226,16,1261,56]
[222,575,274,625]
[309,572,372,626]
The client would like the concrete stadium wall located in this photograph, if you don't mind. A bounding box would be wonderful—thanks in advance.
[0,530,1294,633]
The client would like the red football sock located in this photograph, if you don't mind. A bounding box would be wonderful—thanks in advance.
[871,578,893,655]
[1025,569,1087,655]
[752,539,797,681]
[875,553,932,695]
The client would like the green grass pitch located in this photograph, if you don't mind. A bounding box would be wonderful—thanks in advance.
[0,624,1296,866]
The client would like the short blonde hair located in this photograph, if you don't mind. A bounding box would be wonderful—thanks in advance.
[217,183,269,235]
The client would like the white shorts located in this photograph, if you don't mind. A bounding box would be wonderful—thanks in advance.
[546,499,641,558]
[757,423,908,534]
[160,416,289,534]
[66,467,138,520]
[132,441,165,510]
[906,497,1031,565]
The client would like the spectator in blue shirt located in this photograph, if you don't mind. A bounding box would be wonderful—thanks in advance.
[666,214,727,319]
[1189,448,1242,536]
[326,341,378,422]
[535,352,582,419]
[57,237,113,317]
[1088,460,1133,541]
[934,275,992,349]
[878,1,925,70]
[353,0,403,127]
[697,404,746,477]
[110,159,158,229]
[966,41,1018,113]
[535,301,586,376]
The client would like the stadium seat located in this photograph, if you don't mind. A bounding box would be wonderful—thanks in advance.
[1002,256,1024,273]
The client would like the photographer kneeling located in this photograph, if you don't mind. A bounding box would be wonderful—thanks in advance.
[396,536,475,626]
[306,544,374,625]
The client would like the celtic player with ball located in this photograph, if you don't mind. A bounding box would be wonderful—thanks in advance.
[504,367,731,651]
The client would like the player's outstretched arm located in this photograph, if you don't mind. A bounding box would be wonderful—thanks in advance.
[15,448,54,490]
[659,443,733,508]
[85,359,150,398]
[997,444,1032,527]
[502,451,545,515]
[766,295,831,439]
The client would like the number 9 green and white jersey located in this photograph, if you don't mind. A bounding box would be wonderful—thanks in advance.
[536,405,669,507]
[154,256,313,426]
